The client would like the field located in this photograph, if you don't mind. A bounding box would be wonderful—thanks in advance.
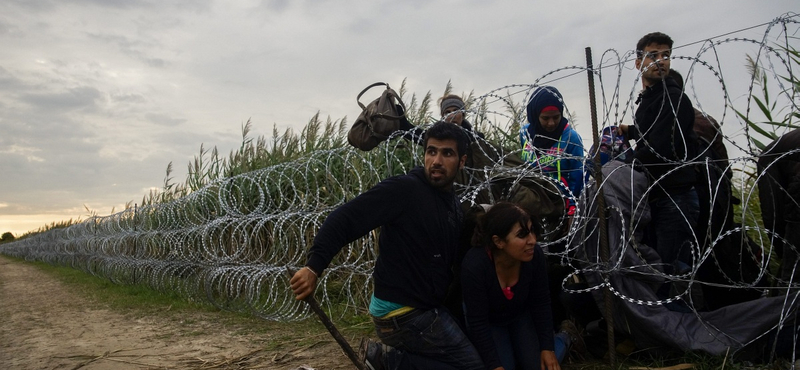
[7,254,782,370]
[0,254,360,370]
[2,31,798,369]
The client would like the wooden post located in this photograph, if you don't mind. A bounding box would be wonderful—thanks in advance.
[285,267,366,370]
[585,46,616,366]
[133,203,138,284]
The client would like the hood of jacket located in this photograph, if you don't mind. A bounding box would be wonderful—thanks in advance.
[526,85,569,149]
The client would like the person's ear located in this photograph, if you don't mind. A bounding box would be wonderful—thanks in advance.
[635,57,642,71]
[491,235,504,249]
[459,154,467,170]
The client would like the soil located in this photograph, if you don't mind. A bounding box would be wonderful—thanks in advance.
[0,255,357,370]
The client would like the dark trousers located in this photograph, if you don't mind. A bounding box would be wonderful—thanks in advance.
[648,188,700,271]
[489,313,542,370]
[373,307,484,370]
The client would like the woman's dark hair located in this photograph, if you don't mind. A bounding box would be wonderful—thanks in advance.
[472,202,541,249]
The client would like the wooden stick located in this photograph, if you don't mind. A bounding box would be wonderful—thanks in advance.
[585,46,616,367]
[286,267,366,370]
[629,364,695,370]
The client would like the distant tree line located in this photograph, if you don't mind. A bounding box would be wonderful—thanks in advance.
[0,232,14,243]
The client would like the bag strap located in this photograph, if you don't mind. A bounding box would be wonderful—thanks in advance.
[356,82,407,119]
[357,82,389,110]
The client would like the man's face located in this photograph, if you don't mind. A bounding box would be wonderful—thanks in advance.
[636,42,671,86]
[442,106,464,125]
[538,111,562,132]
[424,138,466,190]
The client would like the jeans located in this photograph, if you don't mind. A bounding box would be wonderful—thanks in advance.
[373,308,483,370]
[488,313,568,370]
[554,332,570,363]
[648,188,700,271]
[490,313,539,370]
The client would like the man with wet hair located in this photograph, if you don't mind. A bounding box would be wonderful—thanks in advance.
[291,121,483,370]
[619,32,700,276]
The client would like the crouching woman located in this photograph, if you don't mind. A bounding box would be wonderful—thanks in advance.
[461,202,559,370]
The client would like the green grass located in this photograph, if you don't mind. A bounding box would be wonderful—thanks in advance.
[5,256,791,369]
[6,65,796,368]
[30,259,201,312]
[14,257,373,342]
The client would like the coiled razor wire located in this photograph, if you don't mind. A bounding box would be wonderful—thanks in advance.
[1,13,799,356]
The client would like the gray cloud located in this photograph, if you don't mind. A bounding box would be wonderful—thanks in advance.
[0,18,12,35]
[86,32,170,68]
[71,0,151,9]
[0,0,797,236]
[5,0,209,11]
[145,112,187,127]
[110,92,147,104]
[3,0,58,11]
[0,66,25,92]
[256,0,291,13]
[20,87,103,113]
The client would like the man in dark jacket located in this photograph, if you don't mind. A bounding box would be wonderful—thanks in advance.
[757,128,800,286]
[290,121,484,370]
[667,69,730,171]
[619,32,700,274]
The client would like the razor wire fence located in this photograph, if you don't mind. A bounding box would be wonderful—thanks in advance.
[1,12,799,358]
[0,137,568,320]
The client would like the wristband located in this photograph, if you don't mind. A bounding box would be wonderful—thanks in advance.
[304,266,319,277]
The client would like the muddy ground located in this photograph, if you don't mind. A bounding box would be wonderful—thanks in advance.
[0,255,358,370]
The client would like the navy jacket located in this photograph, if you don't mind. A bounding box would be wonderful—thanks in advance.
[461,246,555,369]
[629,77,698,198]
[306,166,463,309]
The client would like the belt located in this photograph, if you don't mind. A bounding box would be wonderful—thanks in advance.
[373,307,432,329]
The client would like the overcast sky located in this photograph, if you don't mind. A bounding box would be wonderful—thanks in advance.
[0,0,797,236]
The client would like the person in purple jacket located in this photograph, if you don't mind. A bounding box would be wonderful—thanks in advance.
[462,202,573,370]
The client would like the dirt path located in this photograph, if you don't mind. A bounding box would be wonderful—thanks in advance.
[0,255,355,370]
